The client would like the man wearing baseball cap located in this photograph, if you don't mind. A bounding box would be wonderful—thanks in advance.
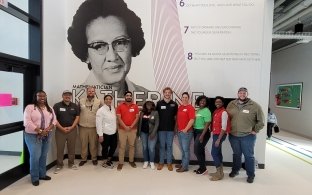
[226,87,264,183]
[53,90,80,173]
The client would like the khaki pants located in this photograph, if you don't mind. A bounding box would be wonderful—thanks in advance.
[118,129,137,164]
[79,126,98,161]
[55,127,77,167]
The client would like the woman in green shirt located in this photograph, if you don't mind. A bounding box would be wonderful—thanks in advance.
[193,95,211,175]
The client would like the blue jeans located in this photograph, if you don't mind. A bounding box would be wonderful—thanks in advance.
[178,131,193,170]
[158,131,174,164]
[140,132,157,162]
[24,132,51,182]
[211,134,227,167]
[229,134,256,177]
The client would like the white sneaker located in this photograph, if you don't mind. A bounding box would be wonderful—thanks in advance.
[54,167,62,174]
[150,162,155,170]
[143,161,149,169]
[70,164,78,170]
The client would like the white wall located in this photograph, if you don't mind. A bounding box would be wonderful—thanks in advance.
[270,42,312,139]
[42,0,274,166]
[42,0,67,164]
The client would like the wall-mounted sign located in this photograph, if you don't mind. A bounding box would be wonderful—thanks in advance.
[275,82,303,110]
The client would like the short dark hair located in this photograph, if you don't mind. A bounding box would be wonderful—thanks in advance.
[215,96,225,104]
[195,95,209,108]
[182,92,190,98]
[124,91,132,96]
[104,94,113,100]
[142,101,156,113]
[67,0,145,69]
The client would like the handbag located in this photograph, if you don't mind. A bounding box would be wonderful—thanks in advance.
[274,125,280,133]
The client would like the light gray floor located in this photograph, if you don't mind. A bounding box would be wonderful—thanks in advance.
[1,131,311,195]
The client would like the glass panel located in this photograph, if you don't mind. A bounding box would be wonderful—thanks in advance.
[0,131,24,174]
[0,71,24,125]
[8,0,29,13]
[0,10,29,59]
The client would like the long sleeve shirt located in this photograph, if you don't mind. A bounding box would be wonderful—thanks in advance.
[96,104,117,135]
[23,104,57,134]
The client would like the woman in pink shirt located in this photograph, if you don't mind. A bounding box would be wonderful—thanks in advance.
[23,90,57,186]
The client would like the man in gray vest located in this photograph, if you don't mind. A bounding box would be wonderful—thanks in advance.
[78,86,102,166]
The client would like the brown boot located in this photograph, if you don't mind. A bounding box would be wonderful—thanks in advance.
[209,164,223,177]
[157,163,164,170]
[209,168,218,177]
[210,166,223,181]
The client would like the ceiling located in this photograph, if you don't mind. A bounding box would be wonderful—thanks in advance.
[273,0,312,52]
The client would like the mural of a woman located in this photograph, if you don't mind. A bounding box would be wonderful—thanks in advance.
[67,0,148,100]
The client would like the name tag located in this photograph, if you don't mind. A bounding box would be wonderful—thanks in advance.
[129,108,134,112]
[183,109,187,112]
[242,109,249,113]
[161,106,166,109]
[60,108,66,111]
[170,104,176,107]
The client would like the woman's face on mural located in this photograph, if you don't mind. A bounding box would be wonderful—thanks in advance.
[86,15,132,85]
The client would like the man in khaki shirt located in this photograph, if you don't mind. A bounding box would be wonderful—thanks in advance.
[78,86,102,166]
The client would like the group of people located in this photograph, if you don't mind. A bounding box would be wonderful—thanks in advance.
[23,86,264,186]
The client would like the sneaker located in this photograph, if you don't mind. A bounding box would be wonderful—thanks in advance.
[54,167,62,174]
[143,161,149,169]
[247,176,255,183]
[106,160,114,169]
[117,164,123,171]
[150,162,155,170]
[196,168,208,175]
[193,167,201,173]
[229,171,239,178]
[102,160,108,168]
[129,161,137,168]
[167,164,173,171]
[69,164,78,170]
[79,161,87,166]
[157,163,164,170]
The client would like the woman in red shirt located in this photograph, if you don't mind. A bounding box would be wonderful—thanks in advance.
[176,92,195,172]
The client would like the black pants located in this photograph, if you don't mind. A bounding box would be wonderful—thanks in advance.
[193,130,210,170]
[267,123,275,138]
[101,133,117,160]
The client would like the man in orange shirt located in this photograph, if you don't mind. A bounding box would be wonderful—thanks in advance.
[116,91,139,171]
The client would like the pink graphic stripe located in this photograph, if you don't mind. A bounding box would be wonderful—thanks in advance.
[0,94,12,107]
[151,0,190,95]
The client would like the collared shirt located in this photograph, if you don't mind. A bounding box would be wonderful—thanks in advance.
[116,102,139,129]
[79,97,101,128]
[23,104,57,134]
[53,101,80,127]
[156,99,178,131]
[96,104,117,135]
